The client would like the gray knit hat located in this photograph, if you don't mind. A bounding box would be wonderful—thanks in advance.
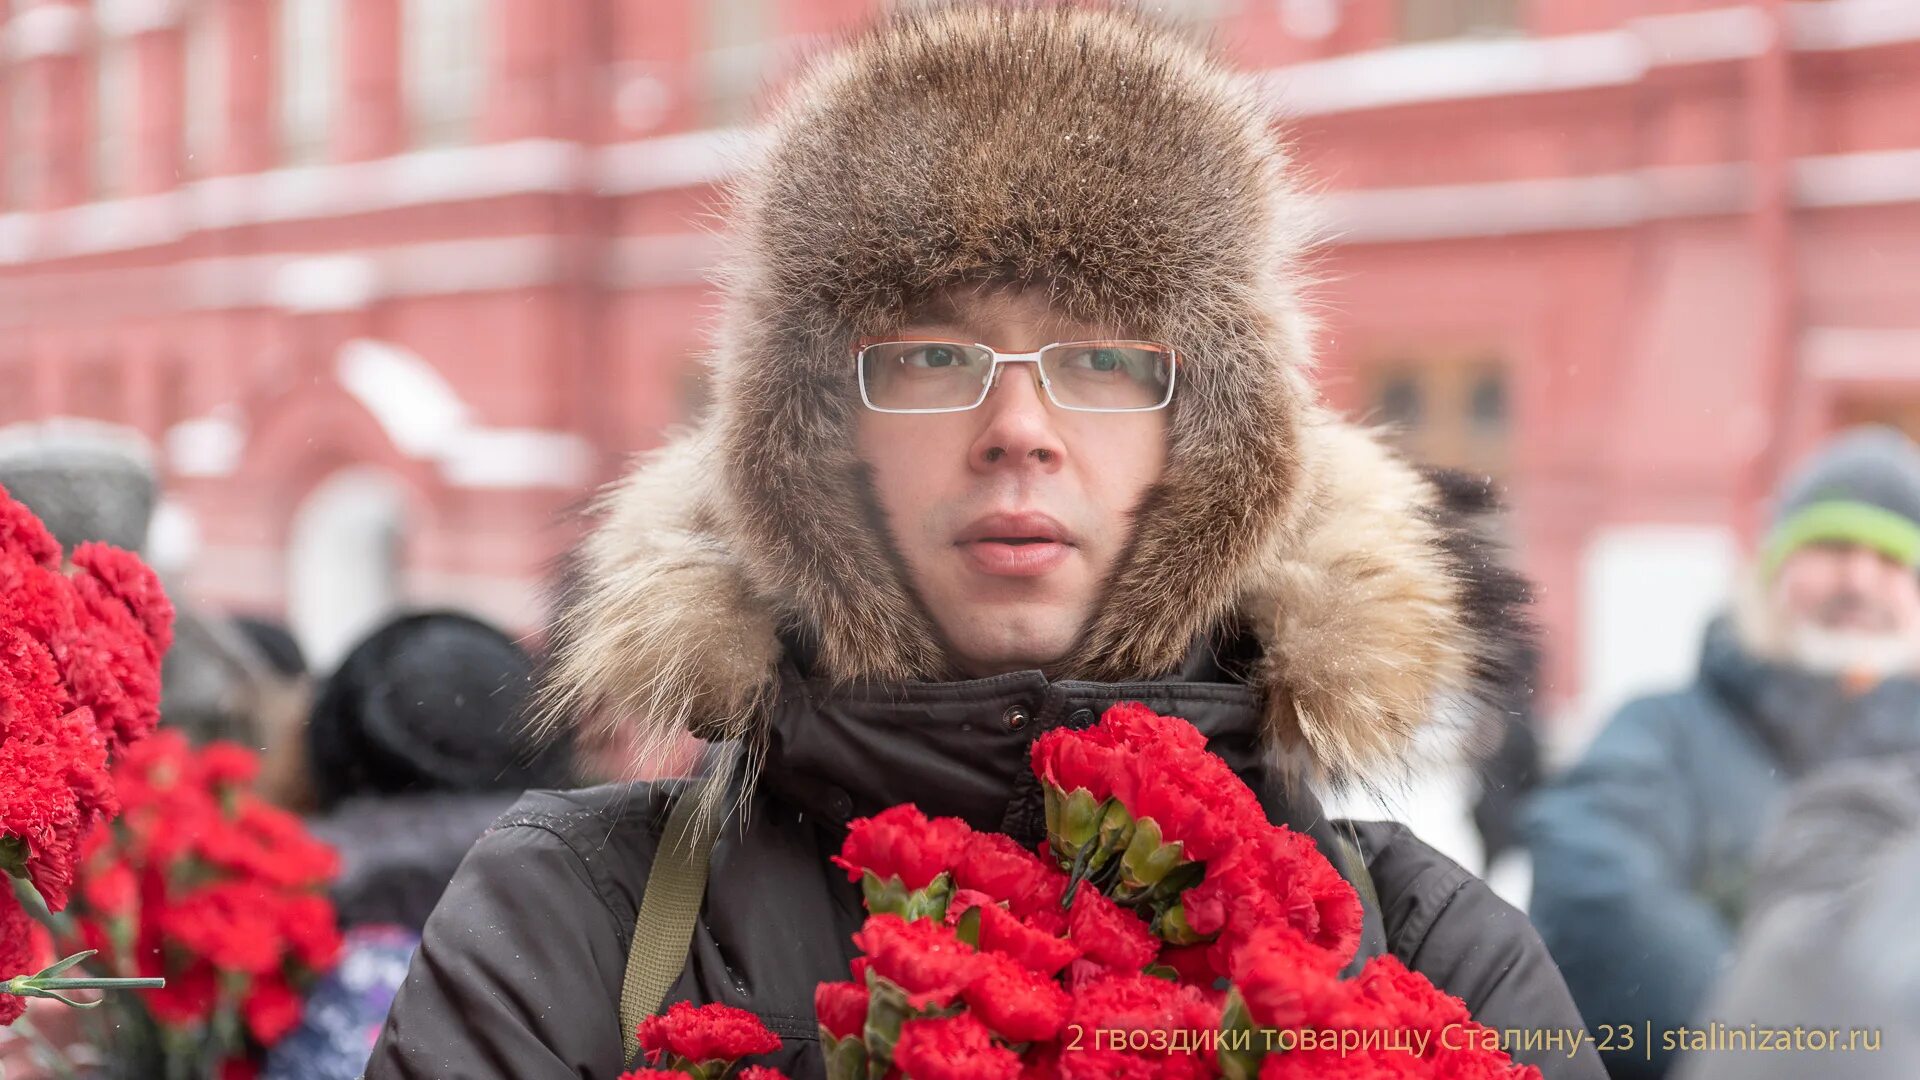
[1764,426,1920,575]
[0,420,158,554]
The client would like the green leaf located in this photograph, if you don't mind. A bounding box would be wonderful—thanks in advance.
[0,835,27,878]
[954,904,983,949]
[1217,987,1269,1080]
[35,950,98,980]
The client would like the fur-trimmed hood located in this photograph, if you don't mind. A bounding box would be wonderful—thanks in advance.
[540,3,1530,785]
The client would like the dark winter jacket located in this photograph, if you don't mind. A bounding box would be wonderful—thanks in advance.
[308,791,520,932]
[372,8,1598,1078]
[369,633,1603,1080]
[1526,616,1920,1079]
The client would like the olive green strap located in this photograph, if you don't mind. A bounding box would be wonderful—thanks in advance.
[619,792,723,1065]
[1330,829,1380,914]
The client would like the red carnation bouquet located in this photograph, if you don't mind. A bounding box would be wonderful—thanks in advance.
[2,483,174,1023]
[618,1001,791,1079]
[804,703,1544,1079]
[2,483,344,1078]
[57,731,344,1077]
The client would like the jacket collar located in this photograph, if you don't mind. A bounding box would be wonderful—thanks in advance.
[1701,614,1920,772]
[746,625,1389,978]
[756,627,1277,841]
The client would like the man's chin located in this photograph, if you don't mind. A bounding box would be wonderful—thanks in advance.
[1785,623,1920,678]
[942,612,1082,678]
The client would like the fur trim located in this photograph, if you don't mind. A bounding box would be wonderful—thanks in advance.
[536,4,1534,784]
[541,417,1531,784]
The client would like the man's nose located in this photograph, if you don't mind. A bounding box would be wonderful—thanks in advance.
[969,362,1066,472]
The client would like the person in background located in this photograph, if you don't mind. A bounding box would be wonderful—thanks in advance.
[1527,425,1920,1078]
[234,614,325,811]
[257,610,575,1080]
[304,609,574,931]
[1675,756,1920,1080]
[0,419,156,554]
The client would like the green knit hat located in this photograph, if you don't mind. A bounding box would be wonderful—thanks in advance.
[1763,426,1920,577]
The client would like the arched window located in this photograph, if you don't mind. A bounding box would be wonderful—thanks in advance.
[405,0,486,147]
[289,466,410,671]
[279,0,337,164]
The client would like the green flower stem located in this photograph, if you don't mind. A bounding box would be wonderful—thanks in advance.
[2,951,165,1008]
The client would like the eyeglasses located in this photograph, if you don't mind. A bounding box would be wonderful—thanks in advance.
[854,339,1179,414]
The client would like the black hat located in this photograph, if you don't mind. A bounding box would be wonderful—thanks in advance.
[308,610,570,809]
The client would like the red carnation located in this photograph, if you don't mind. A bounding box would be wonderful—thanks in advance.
[278,892,344,969]
[951,895,1079,976]
[1,694,114,912]
[951,830,1069,923]
[851,914,980,1010]
[79,858,136,916]
[636,1000,782,1067]
[1030,727,1122,802]
[0,488,61,569]
[1,893,43,1024]
[1156,941,1224,987]
[1183,825,1363,964]
[1060,971,1221,1080]
[1225,923,1347,1031]
[961,950,1070,1043]
[242,975,306,1045]
[735,1069,795,1080]
[69,543,174,657]
[1086,703,1212,757]
[814,979,869,1040]
[1122,753,1263,864]
[892,1013,1021,1080]
[160,881,287,974]
[832,804,969,890]
[1065,886,1159,971]
[145,961,220,1029]
[197,742,260,790]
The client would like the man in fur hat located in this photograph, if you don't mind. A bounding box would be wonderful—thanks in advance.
[369,7,1601,1078]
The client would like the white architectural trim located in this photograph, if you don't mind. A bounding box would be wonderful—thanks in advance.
[1790,0,1920,52]
[437,428,593,489]
[1794,149,1920,209]
[594,126,764,196]
[603,232,729,288]
[1323,163,1749,244]
[1267,31,1647,118]
[6,3,87,61]
[94,0,182,37]
[1265,0,1915,119]
[1803,327,1920,381]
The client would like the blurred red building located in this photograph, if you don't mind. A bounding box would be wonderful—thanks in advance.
[3,0,1918,732]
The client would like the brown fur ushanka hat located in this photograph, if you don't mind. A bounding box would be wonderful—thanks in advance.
[544,2,1530,785]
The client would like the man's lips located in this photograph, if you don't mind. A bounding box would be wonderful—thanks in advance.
[955,511,1074,577]
[958,538,1072,577]
[954,511,1071,545]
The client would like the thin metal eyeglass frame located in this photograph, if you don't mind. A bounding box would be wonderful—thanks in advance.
[853,340,1180,414]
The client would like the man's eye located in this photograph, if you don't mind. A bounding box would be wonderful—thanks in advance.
[905,347,964,369]
[1068,348,1125,372]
